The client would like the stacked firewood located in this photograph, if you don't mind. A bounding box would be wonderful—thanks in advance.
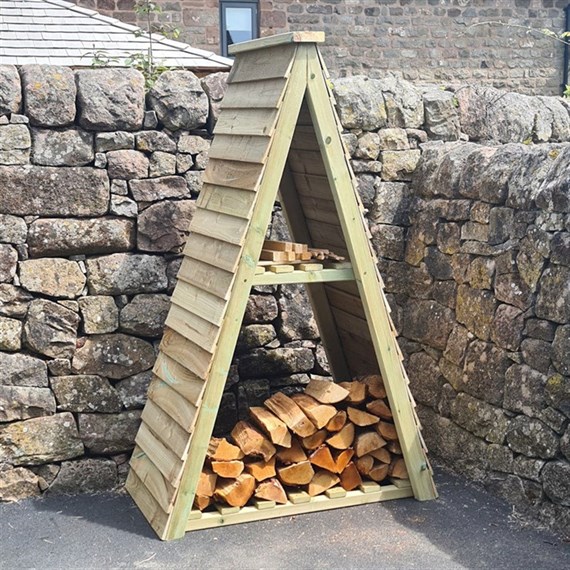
[260,240,345,263]
[194,376,408,511]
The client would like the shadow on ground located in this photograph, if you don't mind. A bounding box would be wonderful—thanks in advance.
[1,467,568,569]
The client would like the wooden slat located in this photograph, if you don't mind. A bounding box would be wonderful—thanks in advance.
[299,195,337,214]
[291,125,320,151]
[159,327,212,380]
[325,284,365,318]
[289,149,327,176]
[183,233,241,274]
[228,31,324,55]
[202,158,264,191]
[148,377,198,432]
[293,173,333,201]
[306,219,347,250]
[163,44,311,541]
[197,184,257,219]
[227,43,296,83]
[130,445,177,513]
[141,400,190,459]
[208,135,272,164]
[214,108,279,137]
[125,470,169,539]
[135,422,184,487]
[337,329,379,370]
[186,485,413,531]
[177,257,235,301]
[331,306,371,342]
[153,352,205,406]
[164,304,220,353]
[306,48,436,501]
[220,77,287,109]
[171,280,226,326]
[190,208,249,246]
[303,207,341,226]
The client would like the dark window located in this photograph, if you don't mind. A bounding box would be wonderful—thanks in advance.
[220,1,259,57]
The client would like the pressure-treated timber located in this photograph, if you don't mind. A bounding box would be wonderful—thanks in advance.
[127,32,436,541]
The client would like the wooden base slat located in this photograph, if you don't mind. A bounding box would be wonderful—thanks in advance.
[186,486,413,531]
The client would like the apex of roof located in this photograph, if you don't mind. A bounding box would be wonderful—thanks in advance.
[0,0,233,70]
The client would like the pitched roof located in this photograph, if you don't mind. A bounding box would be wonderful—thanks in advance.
[0,0,232,70]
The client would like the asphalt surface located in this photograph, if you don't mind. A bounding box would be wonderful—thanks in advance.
[1,468,568,570]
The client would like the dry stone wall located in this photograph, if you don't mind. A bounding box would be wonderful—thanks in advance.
[0,64,568,538]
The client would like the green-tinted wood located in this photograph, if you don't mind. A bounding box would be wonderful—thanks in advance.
[305,47,436,502]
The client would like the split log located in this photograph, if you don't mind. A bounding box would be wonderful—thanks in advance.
[211,460,244,478]
[214,473,256,507]
[277,461,314,486]
[333,448,354,474]
[255,478,287,504]
[193,494,212,511]
[231,421,276,461]
[377,421,398,441]
[369,447,391,464]
[354,431,386,457]
[326,422,355,450]
[361,374,387,399]
[264,393,317,437]
[390,457,409,479]
[276,438,307,464]
[196,468,217,497]
[307,470,340,497]
[249,406,292,448]
[301,429,328,450]
[387,440,402,455]
[309,445,337,472]
[339,462,362,491]
[207,437,244,461]
[339,381,366,404]
[326,410,347,432]
[304,378,349,404]
[366,399,393,420]
[369,463,390,482]
[291,393,337,429]
[347,407,380,427]
[245,457,276,482]
[355,455,374,476]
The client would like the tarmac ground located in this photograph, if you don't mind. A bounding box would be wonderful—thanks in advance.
[1,467,568,569]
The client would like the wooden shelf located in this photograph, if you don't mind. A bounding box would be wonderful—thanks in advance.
[252,267,355,285]
[186,483,413,532]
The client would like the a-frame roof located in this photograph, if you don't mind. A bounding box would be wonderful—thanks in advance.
[0,0,232,70]
[126,32,436,541]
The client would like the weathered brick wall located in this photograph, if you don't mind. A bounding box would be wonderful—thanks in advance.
[76,0,566,95]
[0,62,569,538]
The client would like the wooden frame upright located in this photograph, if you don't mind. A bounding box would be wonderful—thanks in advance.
[126,32,437,541]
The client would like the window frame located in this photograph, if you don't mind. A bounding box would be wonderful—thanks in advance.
[220,0,259,57]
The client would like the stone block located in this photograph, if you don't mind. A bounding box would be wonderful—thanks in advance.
[371,224,405,261]
[110,195,137,217]
[20,65,76,127]
[0,316,22,351]
[106,149,148,180]
[129,175,189,202]
[355,132,380,159]
[520,338,551,374]
[542,462,570,507]
[0,284,33,318]
[78,296,118,335]
[506,416,559,459]
[50,375,122,413]
[137,199,195,253]
[95,131,135,152]
[495,272,532,311]
[536,265,570,324]
[237,324,277,353]
[524,318,556,342]
[0,65,21,115]
[47,458,118,495]
[277,284,318,342]
[535,145,570,213]
[456,284,496,341]
[551,232,570,266]
[552,325,570,376]
[0,352,48,387]
[147,71,208,131]
[149,151,176,177]
[115,370,152,410]
[201,71,228,130]
[184,171,203,194]
[135,130,176,153]
[0,124,31,165]
[30,128,93,166]
[28,218,134,258]
[0,165,109,216]
[238,347,315,378]
[0,467,40,502]
[402,299,454,350]
[0,214,27,244]
[545,373,570,418]
[85,253,168,295]
[0,244,17,282]
[424,247,453,280]
[490,304,524,351]
[47,359,71,377]
[423,89,461,140]
[119,293,170,337]
[466,257,494,290]
[332,76,387,130]
[0,385,55,422]
[512,456,545,482]
[19,258,86,299]
[486,444,513,473]
[381,150,420,181]
[76,68,145,131]
[407,351,444,408]
[244,294,278,324]
[377,128,409,150]
[369,182,412,225]
[0,412,83,466]
[443,324,471,366]
[381,76,424,129]
[24,299,79,359]
[78,410,141,454]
